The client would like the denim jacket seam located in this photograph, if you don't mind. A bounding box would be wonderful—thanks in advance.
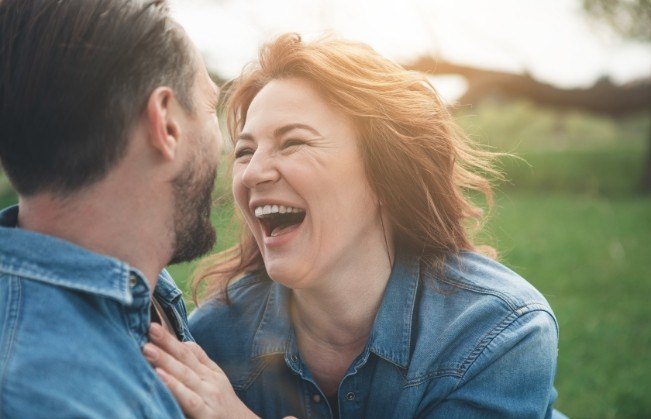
[0,276,22,418]
[438,276,524,312]
[455,305,556,388]
[402,368,464,388]
[402,304,555,389]
[516,303,559,336]
[0,262,128,302]
[402,314,521,390]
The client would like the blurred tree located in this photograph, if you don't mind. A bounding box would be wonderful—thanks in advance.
[583,0,651,192]
[408,0,651,192]
[583,0,651,42]
[406,59,650,118]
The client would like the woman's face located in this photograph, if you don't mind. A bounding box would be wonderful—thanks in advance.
[232,77,384,289]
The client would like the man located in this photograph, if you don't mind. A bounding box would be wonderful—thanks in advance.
[0,0,233,416]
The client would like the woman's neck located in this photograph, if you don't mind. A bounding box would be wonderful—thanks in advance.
[289,243,395,395]
[291,279,385,349]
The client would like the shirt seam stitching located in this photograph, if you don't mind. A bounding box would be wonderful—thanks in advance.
[0,263,128,302]
[437,275,540,312]
[0,276,22,418]
[401,304,555,388]
[454,306,555,389]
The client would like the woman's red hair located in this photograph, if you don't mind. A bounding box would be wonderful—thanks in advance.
[192,33,499,303]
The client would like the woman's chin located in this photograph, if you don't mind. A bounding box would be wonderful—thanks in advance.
[265,262,311,290]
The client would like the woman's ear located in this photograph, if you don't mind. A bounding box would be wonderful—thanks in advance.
[145,86,182,161]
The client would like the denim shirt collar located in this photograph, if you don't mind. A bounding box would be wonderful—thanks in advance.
[0,205,165,305]
[250,249,421,369]
[367,250,420,368]
[155,268,183,306]
[251,280,293,358]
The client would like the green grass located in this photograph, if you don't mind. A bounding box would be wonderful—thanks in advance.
[482,192,651,418]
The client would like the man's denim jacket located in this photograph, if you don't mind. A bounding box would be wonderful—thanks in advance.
[0,205,190,418]
[191,249,560,419]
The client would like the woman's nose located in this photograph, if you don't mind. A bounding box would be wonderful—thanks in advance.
[240,149,280,188]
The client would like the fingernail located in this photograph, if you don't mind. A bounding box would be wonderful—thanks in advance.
[150,323,163,339]
[143,343,158,360]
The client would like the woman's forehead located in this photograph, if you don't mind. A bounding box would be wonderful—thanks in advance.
[243,78,349,133]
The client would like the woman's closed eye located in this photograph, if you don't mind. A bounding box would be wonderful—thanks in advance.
[234,147,254,160]
[282,138,307,150]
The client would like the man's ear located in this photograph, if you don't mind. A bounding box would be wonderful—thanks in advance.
[145,87,182,161]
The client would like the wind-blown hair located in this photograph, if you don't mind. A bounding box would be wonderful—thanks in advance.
[193,33,499,302]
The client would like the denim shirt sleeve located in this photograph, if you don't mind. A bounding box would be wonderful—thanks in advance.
[418,308,559,419]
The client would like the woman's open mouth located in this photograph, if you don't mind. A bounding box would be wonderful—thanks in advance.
[254,205,306,237]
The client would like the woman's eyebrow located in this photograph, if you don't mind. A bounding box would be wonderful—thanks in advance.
[236,133,254,143]
[237,124,322,144]
[274,123,322,138]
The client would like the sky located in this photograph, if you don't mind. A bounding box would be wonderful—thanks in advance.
[169,0,651,99]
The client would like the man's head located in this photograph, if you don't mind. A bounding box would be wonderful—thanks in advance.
[0,0,221,263]
[0,0,195,195]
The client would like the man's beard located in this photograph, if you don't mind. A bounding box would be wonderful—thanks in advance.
[168,156,217,265]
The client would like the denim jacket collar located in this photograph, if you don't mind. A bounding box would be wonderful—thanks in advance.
[0,205,154,305]
[251,279,293,359]
[249,249,421,369]
[155,269,183,306]
[367,250,420,369]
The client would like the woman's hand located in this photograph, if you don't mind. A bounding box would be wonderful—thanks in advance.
[143,323,259,419]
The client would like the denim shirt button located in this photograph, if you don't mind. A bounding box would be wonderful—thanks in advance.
[128,274,138,288]
[345,392,355,401]
[312,394,321,403]
[290,354,298,362]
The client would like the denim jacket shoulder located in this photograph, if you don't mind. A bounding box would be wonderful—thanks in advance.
[405,251,558,386]
[0,205,189,417]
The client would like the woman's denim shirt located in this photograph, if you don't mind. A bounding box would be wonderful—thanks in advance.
[190,250,560,419]
[0,205,190,418]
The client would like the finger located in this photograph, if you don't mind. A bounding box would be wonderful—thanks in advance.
[183,341,225,375]
[143,343,205,393]
[149,323,202,371]
[156,368,207,419]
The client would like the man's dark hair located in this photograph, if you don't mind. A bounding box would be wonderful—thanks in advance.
[0,0,196,195]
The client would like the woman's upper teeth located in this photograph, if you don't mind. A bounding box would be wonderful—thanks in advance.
[254,205,304,218]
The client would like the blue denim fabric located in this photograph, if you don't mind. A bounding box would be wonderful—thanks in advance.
[0,205,190,418]
[191,249,560,418]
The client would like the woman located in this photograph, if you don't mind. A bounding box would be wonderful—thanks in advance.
[145,33,560,418]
